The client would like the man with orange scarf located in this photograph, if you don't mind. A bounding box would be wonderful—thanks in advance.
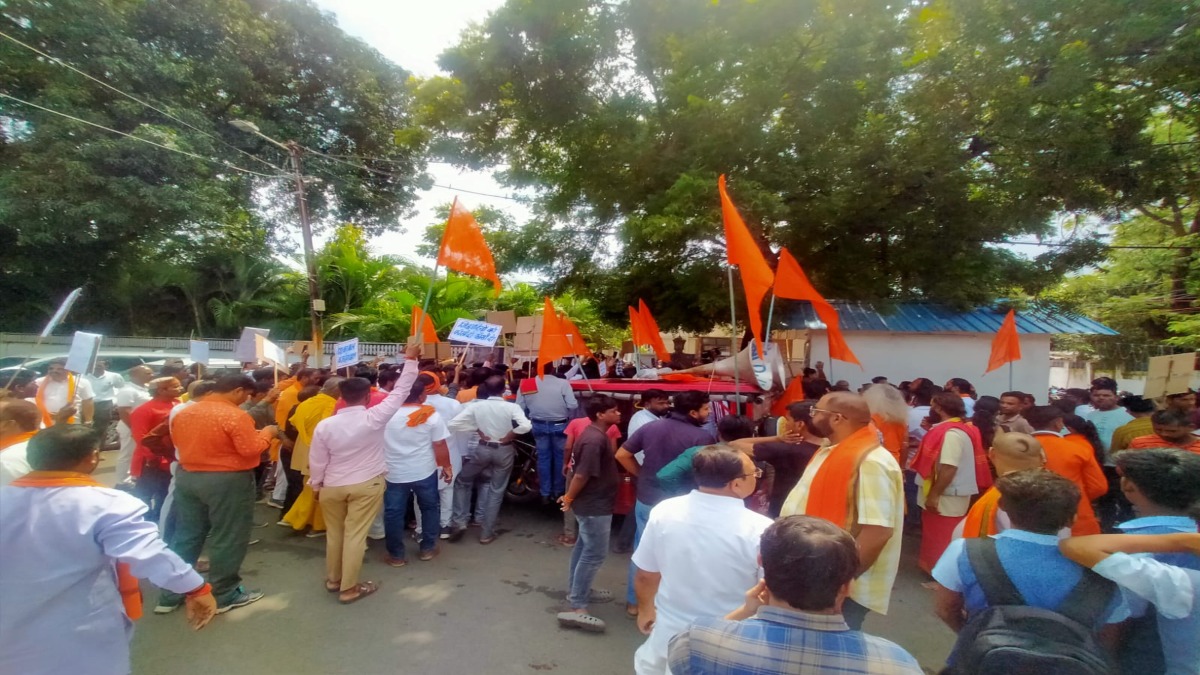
[34,358,95,427]
[778,391,904,631]
[912,392,993,574]
[0,425,216,675]
[955,433,1046,540]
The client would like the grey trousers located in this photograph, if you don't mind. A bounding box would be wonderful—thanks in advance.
[450,443,513,538]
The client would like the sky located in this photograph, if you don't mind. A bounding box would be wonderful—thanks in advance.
[309,0,527,266]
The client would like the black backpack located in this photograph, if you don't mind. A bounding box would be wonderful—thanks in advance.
[943,538,1118,675]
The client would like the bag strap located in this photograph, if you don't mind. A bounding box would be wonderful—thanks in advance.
[964,538,1025,606]
[1055,569,1115,627]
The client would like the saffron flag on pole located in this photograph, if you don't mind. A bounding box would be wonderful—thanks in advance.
[628,305,645,353]
[637,299,671,362]
[537,297,576,376]
[718,175,774,355]
[437,197,502,294]
[774,247,861,367]
[560,314,593,359]
[411,305,438,343]
[985,309,1022,373]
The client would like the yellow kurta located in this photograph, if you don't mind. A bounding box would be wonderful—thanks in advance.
[282,392,336,533]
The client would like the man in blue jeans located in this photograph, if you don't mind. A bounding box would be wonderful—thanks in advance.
[517,362,578,502]
[616,391,715,617]
[558,394,622,633]
[381,378,453,565]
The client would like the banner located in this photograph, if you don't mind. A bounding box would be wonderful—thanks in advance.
[447,318,503,347]
[189,340,210,367]
[40,288,83,337]
[334,338,360,369]
[235,327,270,363]
[64,331,103,375]
[254,333,287,368]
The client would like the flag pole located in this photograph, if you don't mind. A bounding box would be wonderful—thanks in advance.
[1008,360,1013,391]
[422,196,457,322]
[727,264,740,415]
[764,292,777,343]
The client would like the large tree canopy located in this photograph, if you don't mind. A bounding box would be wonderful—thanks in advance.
[418,0,1196,331]
[0,0,429,334]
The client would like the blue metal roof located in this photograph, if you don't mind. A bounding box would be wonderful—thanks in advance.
[777,301,1118,336]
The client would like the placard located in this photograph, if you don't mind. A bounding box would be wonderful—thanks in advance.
[255,333,287,368]
[235,326,270,362]
[485,310,518,334]
[41,288,83,337]
[447,318,503,347]
[64,331,103,375]
[189,340,210,367]
[515,315,543,335]
[1144,352,1196,399]
[334,338,360,369]
[513,333,537,351]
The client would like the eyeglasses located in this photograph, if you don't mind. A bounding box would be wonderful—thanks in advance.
[740,467,764,480]
[810,407,842,417]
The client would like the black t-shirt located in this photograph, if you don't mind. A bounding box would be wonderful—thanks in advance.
[570,424,619,517]
[754,440,820,517]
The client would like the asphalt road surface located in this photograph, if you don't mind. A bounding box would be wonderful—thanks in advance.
[105,457,954,674]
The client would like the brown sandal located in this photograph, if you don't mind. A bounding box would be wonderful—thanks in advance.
[338,581,380,605]
[325,580,341,592]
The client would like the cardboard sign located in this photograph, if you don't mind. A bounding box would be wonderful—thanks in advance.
[64,331,103,375]
[41,288,83,338]
[486,310,518,334]
[513,333,537,351]
[235,327,270,363]
[334,338,360,369]
[515,315,543,335]
[189,340,210,367]
[255,333,287,368]
[1144,352,1196,399]
[447,319,503,347]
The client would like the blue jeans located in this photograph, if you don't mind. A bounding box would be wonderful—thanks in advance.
[384,472,440,559]
[625,499,653,606]
[532,419,568,497]
[568,514,612,609]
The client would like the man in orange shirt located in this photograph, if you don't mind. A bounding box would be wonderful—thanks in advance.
[1026,406,1107,535]
[155,374,277,615]
[1130,409,1200,454]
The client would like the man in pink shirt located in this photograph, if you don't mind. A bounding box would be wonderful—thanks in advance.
[307,344,420,604]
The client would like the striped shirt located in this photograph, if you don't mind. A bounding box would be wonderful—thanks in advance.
[667,606,923,674]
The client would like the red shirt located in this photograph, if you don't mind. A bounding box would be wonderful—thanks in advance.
[128,398,177,477]
[333,388,388,412]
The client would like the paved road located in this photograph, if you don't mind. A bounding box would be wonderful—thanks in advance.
[107,457,954,674]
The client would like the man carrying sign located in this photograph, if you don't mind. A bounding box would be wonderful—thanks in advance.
[34,359,94,427]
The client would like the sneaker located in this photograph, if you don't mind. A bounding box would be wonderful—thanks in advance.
[276,520,290,527]
[439,526,453,540]
[217,587,265,614]
[305,530,326,539]
[153,601,182,615]
[266,499,285,509]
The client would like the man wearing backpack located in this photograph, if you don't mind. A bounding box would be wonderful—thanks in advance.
[931,469,1129,674]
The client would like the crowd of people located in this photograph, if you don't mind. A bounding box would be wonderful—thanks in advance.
[1,349,1198,674]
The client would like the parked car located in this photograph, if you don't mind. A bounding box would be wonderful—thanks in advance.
[0,352,188,378]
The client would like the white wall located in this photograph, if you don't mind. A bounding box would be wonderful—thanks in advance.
[808,331,1053,399]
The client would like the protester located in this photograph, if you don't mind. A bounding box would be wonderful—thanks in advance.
[801,362,831,400]
[114,364,154,486]
[420,371,466,540]
[864,383,909,465]
[0,398,40,485]
[995,391,1034,434]
[737,402,823,517]
[278,385,316,517]
[1025,405,1107,535]
[128,377,183,522]
[627,388,670,438]
[381,376,454,564]
[631,445,773,674]
[271,367,318,506]
[0,425,216,675]
[308,347,419,601]
[1110,395,1157,452]
[159,379,217,542]
[667,516,923,675]
[34,357,94,427]
[1165,389,1196,417]
[615,390,716,617]
[1129,409,1200,453]
[1086,378,1133,456]
[85,359,125,447]
[155,374,276,614]
[656,414,756,499]
[954,433,1046,540]
[556,394,621,632]
[559,403,622,546]
[912,392,989,574]
[517,361,579,503]
[446,375,532,544]
[1106,447,1200,674]
[943,378,976,416]
[906,382,935,445]
[970,395,1001,451]
[779,391,905,631]
[283,377,341,536]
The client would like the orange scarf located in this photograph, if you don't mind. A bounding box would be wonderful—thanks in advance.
[961,486,1002,539]
[34,374,77,426]
[0,430,37,451]
[9,471,143,620]
[405,404,437,427]
[804,425,881,531]
[871,415,907,465]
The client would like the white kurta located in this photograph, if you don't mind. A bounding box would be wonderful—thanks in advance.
[0,484,203,675]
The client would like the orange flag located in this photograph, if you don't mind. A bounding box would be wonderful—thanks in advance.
[637,299,670,362]
[719,175,774,355]
[770,374,808,417]
[985,309,1022,373]
[410,305,438,343]
[537,297,575,375]
[774,247,861,367]
[560,314,594,359]
[437,198,502,294]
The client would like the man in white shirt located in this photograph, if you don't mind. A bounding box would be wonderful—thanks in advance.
[381,377,453,565]
[0,399,40,485]
[34,359,94,427]
[84,360,125,446]
[446,375,533,544]
[632,445,772,674]
[915,392,979,575]
[113,365,154,485]
[418,372,465,540]
[627,389,670,440]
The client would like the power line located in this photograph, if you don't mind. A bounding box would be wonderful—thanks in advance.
[0,93,281,178]
[996,239,1188,250]
[0,29,282,173]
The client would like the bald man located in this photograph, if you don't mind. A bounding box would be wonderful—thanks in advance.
[0,399,41,485]
[778,392,904,631]
[953,433,1046,540]
[114,365,155,485]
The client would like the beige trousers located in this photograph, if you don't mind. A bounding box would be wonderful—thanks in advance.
[319,475,386,592]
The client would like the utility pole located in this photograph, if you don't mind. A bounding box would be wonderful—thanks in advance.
[288,140,324,367]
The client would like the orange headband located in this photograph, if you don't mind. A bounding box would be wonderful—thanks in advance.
[421,371,442,394]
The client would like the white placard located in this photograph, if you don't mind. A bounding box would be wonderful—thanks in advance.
[189,340,210,367]
[447,318,503,347]
[64,331,103,375]
[255,333,287,367]
[234,326,270,362]
[41,288,84,337]
[334,338,360,369]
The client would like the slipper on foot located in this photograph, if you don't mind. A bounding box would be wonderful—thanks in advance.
[557,611,606,633]
[339,581,379,605]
